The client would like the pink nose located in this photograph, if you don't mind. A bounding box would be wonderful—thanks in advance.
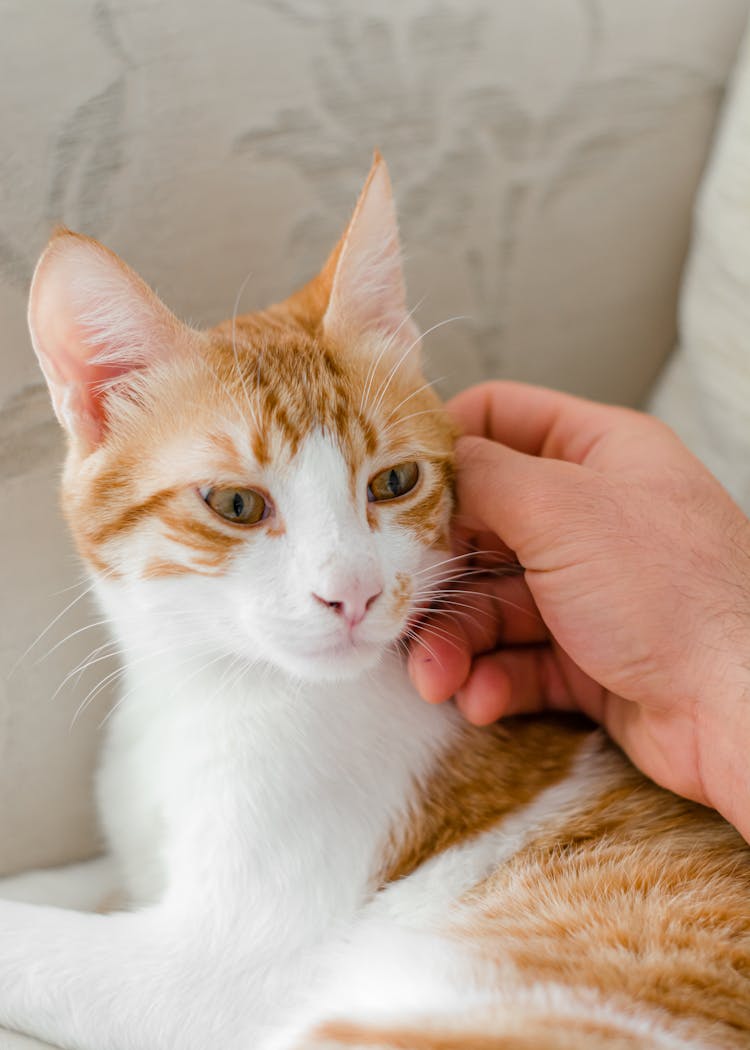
[312,587,382,627]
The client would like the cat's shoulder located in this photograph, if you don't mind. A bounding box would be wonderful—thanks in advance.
[380,711,748,888]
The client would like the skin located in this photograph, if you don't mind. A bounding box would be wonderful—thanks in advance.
[408,381,750,844]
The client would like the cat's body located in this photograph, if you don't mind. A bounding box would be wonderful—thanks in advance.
[2,155,749,1049]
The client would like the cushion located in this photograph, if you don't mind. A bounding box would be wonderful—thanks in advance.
[650,22,750,514]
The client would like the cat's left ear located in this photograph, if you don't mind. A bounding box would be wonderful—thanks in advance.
[318,153,421,372]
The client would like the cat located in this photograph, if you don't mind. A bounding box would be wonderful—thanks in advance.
[1,153,749,1050]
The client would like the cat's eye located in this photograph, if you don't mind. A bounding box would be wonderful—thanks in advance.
[204,487,268,525]
[368,462,420,502]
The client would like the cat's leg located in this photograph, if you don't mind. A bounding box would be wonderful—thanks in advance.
[0,897,265,1050]
[0,856,121,911]
[267,920,478,1050]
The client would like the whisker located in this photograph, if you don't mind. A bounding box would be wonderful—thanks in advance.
[70,664,128,729]
[401,628,443,668]
[47,573,99,598]
[164,649,236,705]
[359,296,426,416]
[36,618,116,664]
[421,587,540,621]
[416,565,523,590]
[68,634,213,728]
[412,550,511,578]
[52,645,123,705]
[370,315,468,418]
[229,270,260,432]
[384,374,449,424]
[405,620,462,651]
[411,566,520,593]
[254,349,265,438]
[411,597,497,624]
[97,647,239,730]
[8,570,115,678]
[381,408,448,437]
[412,587,539,625]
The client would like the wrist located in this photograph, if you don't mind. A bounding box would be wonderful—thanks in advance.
[695,659,750,844]
[688,514,750,841]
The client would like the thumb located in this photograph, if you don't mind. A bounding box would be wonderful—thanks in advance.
[454,436,602,567]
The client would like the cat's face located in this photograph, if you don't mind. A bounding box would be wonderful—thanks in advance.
[28,156,456,682]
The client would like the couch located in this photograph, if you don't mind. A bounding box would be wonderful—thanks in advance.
[2,2,750,1046]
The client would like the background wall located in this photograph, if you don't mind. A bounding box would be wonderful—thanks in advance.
[1,0,748,873]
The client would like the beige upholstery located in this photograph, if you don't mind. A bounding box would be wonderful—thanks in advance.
[651,24,750,514]
[1,2,749,1047]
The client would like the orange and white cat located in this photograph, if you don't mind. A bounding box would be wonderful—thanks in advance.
[1,155,748,1050]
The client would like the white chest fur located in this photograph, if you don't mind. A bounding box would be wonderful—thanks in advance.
[97,636,459,934]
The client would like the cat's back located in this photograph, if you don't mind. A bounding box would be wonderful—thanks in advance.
[298,716,750,1049]
[458,721,750,1044]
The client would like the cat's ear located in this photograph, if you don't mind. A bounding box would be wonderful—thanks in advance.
[28,229,187,452]
[300,153,420,368]
[322,153,419,356]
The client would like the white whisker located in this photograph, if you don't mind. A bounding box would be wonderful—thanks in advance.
[36,618,115,664]
[402,628,443,668]
[370,315,468,418]
[381,408,448,437]
[9,570,115,678]
[359,296,426,416]
[384,374,448,424]
[229,270,260,432]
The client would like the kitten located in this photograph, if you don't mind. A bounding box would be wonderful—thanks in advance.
[1,154,748,1050]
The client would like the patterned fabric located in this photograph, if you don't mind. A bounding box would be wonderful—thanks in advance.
[651,22,750,515]
[0,0,747,878]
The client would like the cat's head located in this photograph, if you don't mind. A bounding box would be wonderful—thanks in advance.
[28,154,456,682]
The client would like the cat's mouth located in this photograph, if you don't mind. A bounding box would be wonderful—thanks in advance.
[299,635,381,661]
[276,631,387,681]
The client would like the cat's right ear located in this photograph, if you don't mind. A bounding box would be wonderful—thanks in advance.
[28,229,186,452]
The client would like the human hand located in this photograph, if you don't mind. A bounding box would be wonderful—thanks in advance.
[409,382,750,841]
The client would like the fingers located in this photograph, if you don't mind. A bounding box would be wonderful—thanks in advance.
[454,648,558,724]
[448,381,678,477]
[454,644,605,727]
[447,381,626,464]
[407,617,472,704]
[408,574,545,704]
[453,435,596,561]
[413,642,576,726]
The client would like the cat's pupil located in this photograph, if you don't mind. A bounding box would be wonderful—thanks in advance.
[233,492,244,518]
[387,470,400,496]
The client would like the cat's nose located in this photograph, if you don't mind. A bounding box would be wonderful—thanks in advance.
[312,587,382,627]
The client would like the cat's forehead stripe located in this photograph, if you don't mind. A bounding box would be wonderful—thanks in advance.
[212,323,422,472]
[244,339,375,465]
[207,431,246,476]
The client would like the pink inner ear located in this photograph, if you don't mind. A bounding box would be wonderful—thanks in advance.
[322,157,420,352]
[28,231,181,450]
[34,307,130,449]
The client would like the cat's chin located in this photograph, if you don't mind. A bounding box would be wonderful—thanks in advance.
[270,638,388,683]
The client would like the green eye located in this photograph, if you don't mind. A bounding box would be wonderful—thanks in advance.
[368,462,420,502]
[204,487,267,525]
